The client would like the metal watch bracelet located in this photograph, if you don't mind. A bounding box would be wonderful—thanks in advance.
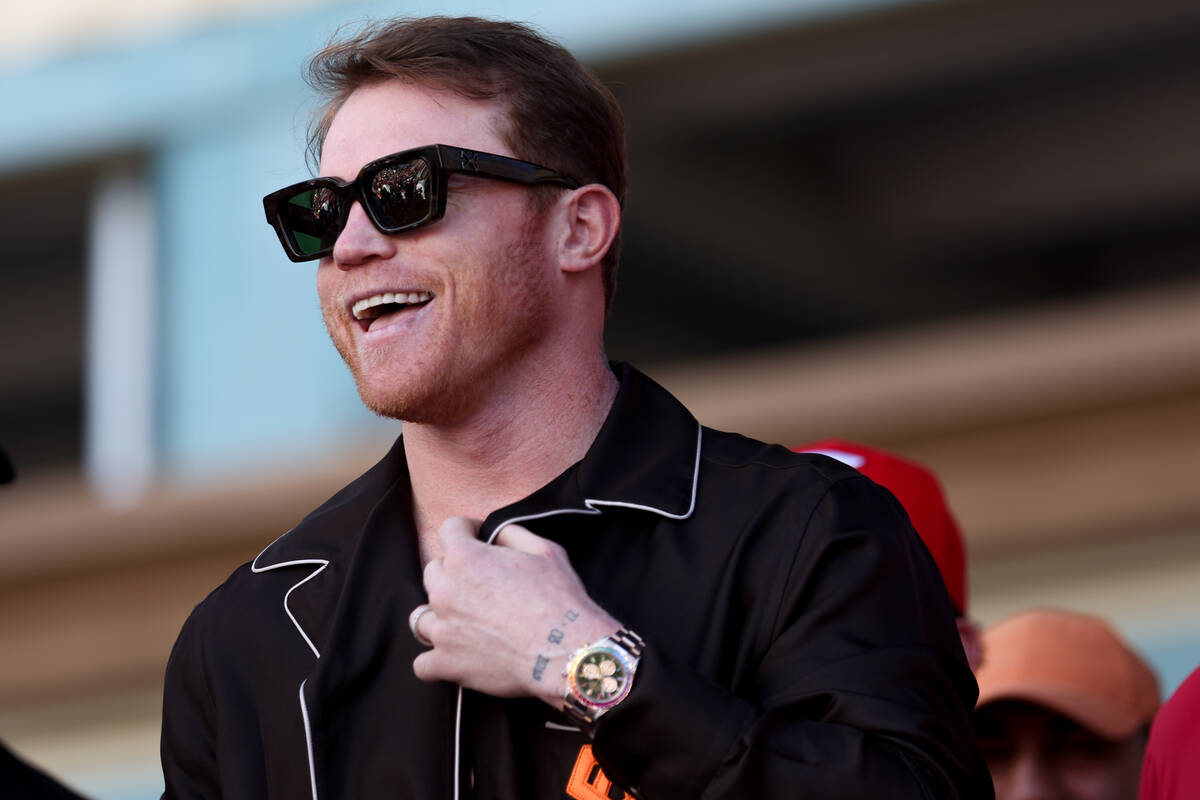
[562,628,645,726]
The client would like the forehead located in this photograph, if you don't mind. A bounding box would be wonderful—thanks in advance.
[319,81,510,178]
[975,700,1102,743]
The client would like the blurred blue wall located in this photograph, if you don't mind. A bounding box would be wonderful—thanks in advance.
[1,0,888,479]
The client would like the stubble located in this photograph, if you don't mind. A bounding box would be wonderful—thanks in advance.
[328,205,556,426]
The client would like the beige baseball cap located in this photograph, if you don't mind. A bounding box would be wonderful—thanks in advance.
[975,608,1160,739]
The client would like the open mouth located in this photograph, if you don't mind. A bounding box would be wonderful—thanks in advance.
[352,291,434,332]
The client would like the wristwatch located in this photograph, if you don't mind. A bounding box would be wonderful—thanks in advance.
[562,628,645,727]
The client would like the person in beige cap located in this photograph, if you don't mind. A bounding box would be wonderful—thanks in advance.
[973,608,1160,800]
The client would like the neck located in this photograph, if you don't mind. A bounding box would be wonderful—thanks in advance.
[403,350,618,555]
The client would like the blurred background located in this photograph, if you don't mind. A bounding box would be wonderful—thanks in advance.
[2,0,1199,796]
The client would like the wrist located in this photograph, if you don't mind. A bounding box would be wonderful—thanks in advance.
[530,609,621,706]
[560,628,644,729]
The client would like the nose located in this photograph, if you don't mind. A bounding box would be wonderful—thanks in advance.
[997,751,1066,800]
[330,200,396,267]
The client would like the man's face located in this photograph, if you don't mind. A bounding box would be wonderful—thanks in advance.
[316,81,559,424]
[975,701,1146,800]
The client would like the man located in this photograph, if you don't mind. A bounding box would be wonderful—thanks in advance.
[794,439,982,668]
[161,17,991,799]
[973,608,1159,800]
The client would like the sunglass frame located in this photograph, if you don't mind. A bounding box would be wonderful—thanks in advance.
[263,144,581,262]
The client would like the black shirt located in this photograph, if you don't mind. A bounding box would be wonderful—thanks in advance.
[161,362,992,799]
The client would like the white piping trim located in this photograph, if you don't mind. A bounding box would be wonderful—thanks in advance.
[484,422,703,544]
[299,679,319,800]
[454,686,464,800]
[454,422,703,800]
[544,721,582,732]
[254,533,328,800]
[251,533,329,659]
[262,422,702,800]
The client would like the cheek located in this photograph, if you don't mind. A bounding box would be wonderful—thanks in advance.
[1060,754,1143,800]
[315,264,342,318]
[315,264,355,352]
[449,233,532,315]
[980,758,1013,796]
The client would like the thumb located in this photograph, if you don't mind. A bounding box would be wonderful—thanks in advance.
[492,523,559,556]
[438,516,483,546]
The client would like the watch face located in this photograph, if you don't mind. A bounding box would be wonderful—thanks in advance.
[569,645,632,709]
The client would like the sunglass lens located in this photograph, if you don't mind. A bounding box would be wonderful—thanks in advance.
[366,158,434,230]
[280,186,343,258]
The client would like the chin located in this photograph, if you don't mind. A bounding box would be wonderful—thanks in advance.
[325,330,445,423]
[352,367,482,426]
[355,376,434,423]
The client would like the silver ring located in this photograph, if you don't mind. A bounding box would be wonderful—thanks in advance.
[408,603,434,647]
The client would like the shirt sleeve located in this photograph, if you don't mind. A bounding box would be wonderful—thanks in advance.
[160,604,222,800]
[588,474,994,799]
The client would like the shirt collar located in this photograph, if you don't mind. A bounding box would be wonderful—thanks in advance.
[479,361,701,542]
[257,361,702,564]
[253,436,412,570]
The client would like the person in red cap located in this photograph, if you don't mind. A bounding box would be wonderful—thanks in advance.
[795,439,982,668]
[973,608,1159,800]
[1139,663,1200,800]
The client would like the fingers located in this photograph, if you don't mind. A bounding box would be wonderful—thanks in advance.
[409,604,443,682]
[434,516,565,568]
[422,552,444,592]
[493,522,564,558]
[438,515,482,545]
[434,516,488,570]
[408,600,465,687]
[410,518,618,701]
[412,646,447,684]
[436,516,561,557]
[425,516,477,592]
[408,603,435,647]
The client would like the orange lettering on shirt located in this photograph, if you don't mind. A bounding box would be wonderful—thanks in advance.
[565,744,634,800]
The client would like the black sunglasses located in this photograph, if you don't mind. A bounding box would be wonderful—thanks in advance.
[263,144,580,262]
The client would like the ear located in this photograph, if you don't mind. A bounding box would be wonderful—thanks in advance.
[556,184,621,275]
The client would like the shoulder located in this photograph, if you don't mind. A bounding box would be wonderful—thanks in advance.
[698,426,892,511]
[253,435,410,566]
[701,426,863,480]
[167,560,285,668]
[171,437,409,658]
[693,426,923,575]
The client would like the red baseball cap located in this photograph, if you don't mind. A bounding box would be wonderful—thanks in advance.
[795,439,967,615]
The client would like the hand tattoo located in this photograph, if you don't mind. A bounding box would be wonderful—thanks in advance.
[535,609,581,682]
[547,609,580,644]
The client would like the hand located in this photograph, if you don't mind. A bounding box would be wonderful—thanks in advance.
[412,517,621,707]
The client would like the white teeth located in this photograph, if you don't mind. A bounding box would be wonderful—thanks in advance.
[352,291,433,320]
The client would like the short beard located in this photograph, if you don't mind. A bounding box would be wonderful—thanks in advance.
[333,200,555,426]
